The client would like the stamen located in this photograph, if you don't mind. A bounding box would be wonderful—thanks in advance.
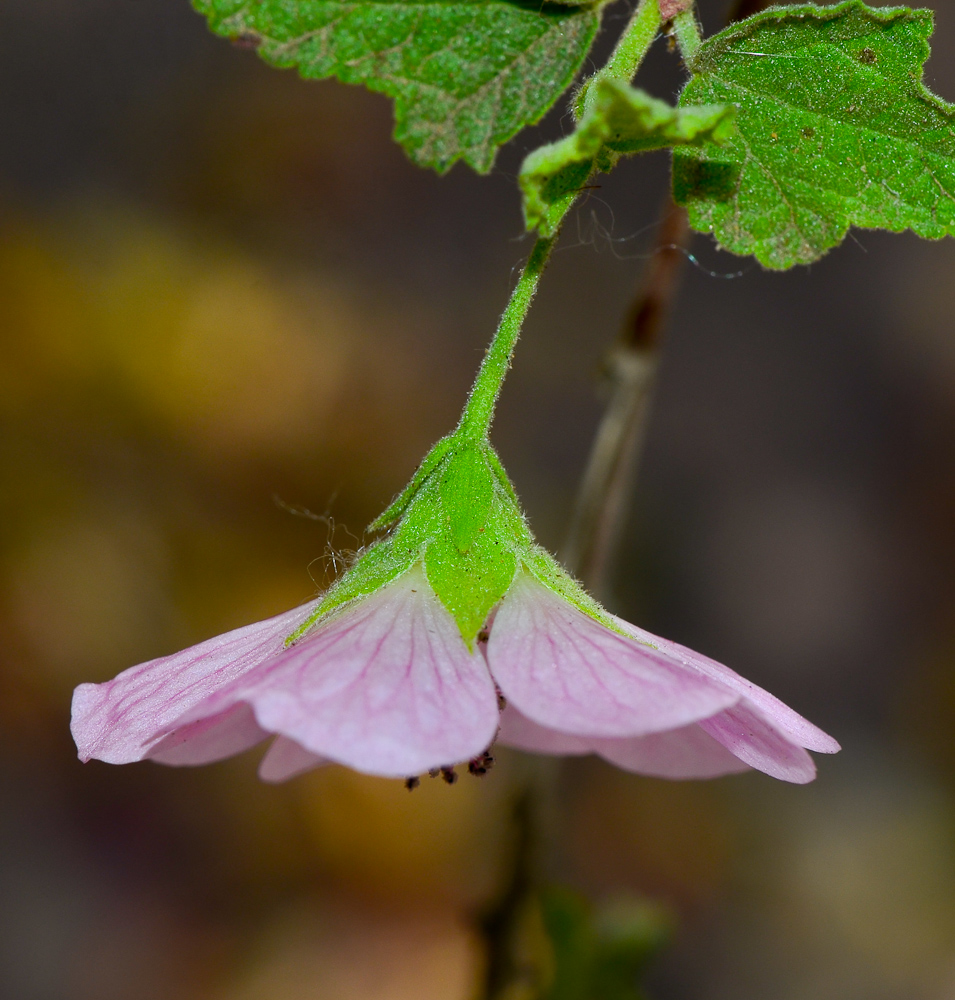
[468,751,495,777]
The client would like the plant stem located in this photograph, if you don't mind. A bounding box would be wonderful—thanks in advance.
[459,0,664,442]
[598,0,663,88]
[672,7,702,63]
[458,235,555,441]
[477,788,539,1000]
[576,0,662,117]
[562,201,690,595]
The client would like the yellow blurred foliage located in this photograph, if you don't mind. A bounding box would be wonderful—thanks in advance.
[296,763,510,906]
[221,901,480,1000]
[0,211,358,458]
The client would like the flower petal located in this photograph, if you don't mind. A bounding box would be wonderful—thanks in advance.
[179,567,500,778]
[258,736,327,783]
[498,703,750,779]
[70,600,319,764]
[700,704,817,783]
[496,703,592,755]
[610,615,839,754]
[594,725,752,779]
[487,573,738,738]
[149,703,268,766]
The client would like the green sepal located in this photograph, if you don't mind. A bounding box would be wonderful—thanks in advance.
[673,1,955,268]
[286,536,417,644]
[521,78,737,234]
[425,523,518,646]
[484,445,523,511]
[368,434,452,532]
[522,545,636,638]
[191,0,602,174]
[439,442,495,554]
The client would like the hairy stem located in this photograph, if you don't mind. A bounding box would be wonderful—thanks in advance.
[671,7,702,63]
[458,236,555,441]
[459,0,664,444]
[598,0,662,89]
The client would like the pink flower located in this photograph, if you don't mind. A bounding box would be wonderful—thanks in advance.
[71,564,838,785]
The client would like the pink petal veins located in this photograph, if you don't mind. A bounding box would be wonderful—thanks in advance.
[70,599,320,764]
[258,736,327,783]
[700,703,817,784]
[178,567,500,778]
[486,572,739,739]
[149,703,268,766]
[609,614,840,754]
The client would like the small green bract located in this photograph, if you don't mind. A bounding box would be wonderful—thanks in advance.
[521,78,736,235]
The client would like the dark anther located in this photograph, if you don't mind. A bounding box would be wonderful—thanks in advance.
[404,776,420,791]
[440,767,458,784]
[477,629,489,643]
[468,752,495,777]
[428,768,441,779]
[497,691,507,710]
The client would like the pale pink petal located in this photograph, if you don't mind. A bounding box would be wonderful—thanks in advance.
[700,704,817,783]
[258,736,327,783]
[496,703,592,755]
[486,573,738,739]
[498,704,750,779]
[71,599,319,764]
[149,703,268,766]
[594,726,752,779]
[610,615,839,754]
[177,567,500,778]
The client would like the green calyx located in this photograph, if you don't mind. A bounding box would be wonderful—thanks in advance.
[286,430,614,647]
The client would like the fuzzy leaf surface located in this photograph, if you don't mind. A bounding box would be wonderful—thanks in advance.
[193,0,601,173]
[521,78,736,234]
[673,2,955,268]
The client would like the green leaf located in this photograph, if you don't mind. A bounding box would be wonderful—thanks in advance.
[673,1,955,269]
[192,0,602,174]
[521,78,737,234]
[368,434,452,532]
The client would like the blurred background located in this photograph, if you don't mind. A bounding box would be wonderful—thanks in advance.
[3,0,955,997]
